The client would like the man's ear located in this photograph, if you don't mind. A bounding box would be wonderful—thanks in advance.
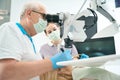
[26,9,32,17]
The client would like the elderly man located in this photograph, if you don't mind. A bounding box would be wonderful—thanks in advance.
[0,1,72,80]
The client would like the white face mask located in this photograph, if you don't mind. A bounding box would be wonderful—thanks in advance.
[48,30,60,41]
[34,19,47,33]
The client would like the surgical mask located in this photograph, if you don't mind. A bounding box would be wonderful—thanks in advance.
[34,19,47,33]
[48,30,60,41]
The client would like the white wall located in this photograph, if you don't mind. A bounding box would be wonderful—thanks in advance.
[10,0,120,31]
[10,0,90,22]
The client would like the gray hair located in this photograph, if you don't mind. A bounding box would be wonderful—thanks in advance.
[20,1,46,19]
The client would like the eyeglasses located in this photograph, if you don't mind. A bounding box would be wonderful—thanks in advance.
[32,10,46,19]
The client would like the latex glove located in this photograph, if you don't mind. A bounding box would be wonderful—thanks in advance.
[80,53,89,59]
[50,49,72,69]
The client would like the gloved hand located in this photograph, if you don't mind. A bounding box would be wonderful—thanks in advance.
[80,53,89,59]
[50,49,72,69]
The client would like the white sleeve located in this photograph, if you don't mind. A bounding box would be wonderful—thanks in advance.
[0,23,23,61]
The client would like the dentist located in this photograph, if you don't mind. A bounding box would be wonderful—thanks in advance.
[0,1,72,80]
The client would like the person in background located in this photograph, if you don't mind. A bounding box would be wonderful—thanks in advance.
[0,1,72,80]
[39,23,79,80]
[40,23,79,59]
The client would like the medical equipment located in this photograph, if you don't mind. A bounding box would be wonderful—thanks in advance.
[45,0,120,68]
[57,54,120,67]
[64,0,120,41]
[45,0,120,42]
[74,36,116,57]
[45,0,120,53]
